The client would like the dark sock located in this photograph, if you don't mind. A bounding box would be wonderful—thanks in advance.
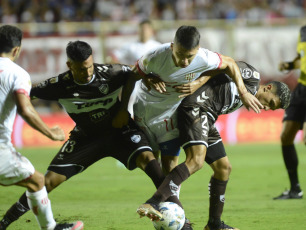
[147,163,190,205]
[144,159,184,209]
[208,177,228,228]
[2,193,29,225]
[144,159,165,188]
[282,145,301,191]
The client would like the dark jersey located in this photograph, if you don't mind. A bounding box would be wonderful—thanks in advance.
[180,61,260,121]
[31,63,131,136]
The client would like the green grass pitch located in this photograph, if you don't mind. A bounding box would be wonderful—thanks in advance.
[0,144,305,230]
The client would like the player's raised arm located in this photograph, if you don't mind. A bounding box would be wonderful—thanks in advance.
[15,92,65,141]
[112,66,140,128]
[220,55,264,113]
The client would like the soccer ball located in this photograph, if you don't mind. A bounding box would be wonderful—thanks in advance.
[152,202,185,230]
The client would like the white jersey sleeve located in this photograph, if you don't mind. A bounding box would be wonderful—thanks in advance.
[0,58,32,143]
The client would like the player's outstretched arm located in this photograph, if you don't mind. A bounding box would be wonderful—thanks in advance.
[15,92,65,141]
[112,69,139,128]
[220,55,263,113]
[279,54,301,72]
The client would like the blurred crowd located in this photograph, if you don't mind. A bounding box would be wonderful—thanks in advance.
[0,0,305,24]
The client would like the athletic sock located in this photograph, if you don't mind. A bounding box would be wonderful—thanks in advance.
[282,145,301,192]
[146,163,190,205]
[144,159,184,209]
[207,177,228,228]
[145,159,165,188]
[26,186,56,230]
[2,192,30,227]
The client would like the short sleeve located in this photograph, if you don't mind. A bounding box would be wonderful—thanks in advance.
[13,70,31,96]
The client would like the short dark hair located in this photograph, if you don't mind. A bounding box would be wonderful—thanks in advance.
[139,19,152,26]
[0,25,22,53]
[66,41,92,62]
[268,81,291,109]
[174,26,200,50]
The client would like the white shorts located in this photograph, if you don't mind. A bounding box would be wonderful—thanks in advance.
[133,98,179,152]
[0,143,35,185]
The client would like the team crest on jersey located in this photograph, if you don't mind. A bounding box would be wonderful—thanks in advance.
[99,84,109,94]
[185,73,195,81]
[131,135,141,143]
[241,68,252,79]
[49,77,58,84]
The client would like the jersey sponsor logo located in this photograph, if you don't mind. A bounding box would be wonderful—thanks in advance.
[197,91,209,103]
[185,72,196,81]
[241,68,253,79]
[97,66,108,73]
[131,134,141,143]
[90,109,109,123]
[49,77,58,84]
[76,98,113,109]
[192,107,200,117]
[59,88,121,113]
[122,65,131,72]
[99,84,109,94]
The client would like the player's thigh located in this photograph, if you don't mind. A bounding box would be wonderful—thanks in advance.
[47,136,107,180]
[0,143,35,187]
[281,121,301,144]
[111,121,152,171]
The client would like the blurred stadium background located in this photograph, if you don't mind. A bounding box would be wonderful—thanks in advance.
[1,0,305,147]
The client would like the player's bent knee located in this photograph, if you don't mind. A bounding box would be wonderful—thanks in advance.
[26,171,45,192]
[45,171,66,192]
[136,151,155,171]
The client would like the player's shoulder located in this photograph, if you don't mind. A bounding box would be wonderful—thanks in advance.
[35,70,72,89]
[142,43,171,64]
[236,61,260,81]
[4,59,30,79]
[94,63,131,78]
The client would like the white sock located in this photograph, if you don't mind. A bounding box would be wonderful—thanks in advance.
[26,186,56,230]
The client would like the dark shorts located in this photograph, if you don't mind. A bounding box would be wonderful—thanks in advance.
[283,83,306,129]
[178,106,226,164]
[48,119,152,179]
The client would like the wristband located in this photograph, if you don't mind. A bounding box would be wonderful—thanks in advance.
[287,62,294,70]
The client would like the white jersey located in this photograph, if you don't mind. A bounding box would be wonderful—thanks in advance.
[114,39,161,117]
[0,57,31,143]
[114,39,161,65]
[133,43,221,149]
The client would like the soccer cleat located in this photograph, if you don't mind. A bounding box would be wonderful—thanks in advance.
[54,221,84,230]
[136,203,163,221]
[273,189,303,200]
[181,217,193,230]
[204,221,239,230]
[0,216,11,230]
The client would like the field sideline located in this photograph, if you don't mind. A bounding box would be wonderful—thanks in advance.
[0,144,305,230]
